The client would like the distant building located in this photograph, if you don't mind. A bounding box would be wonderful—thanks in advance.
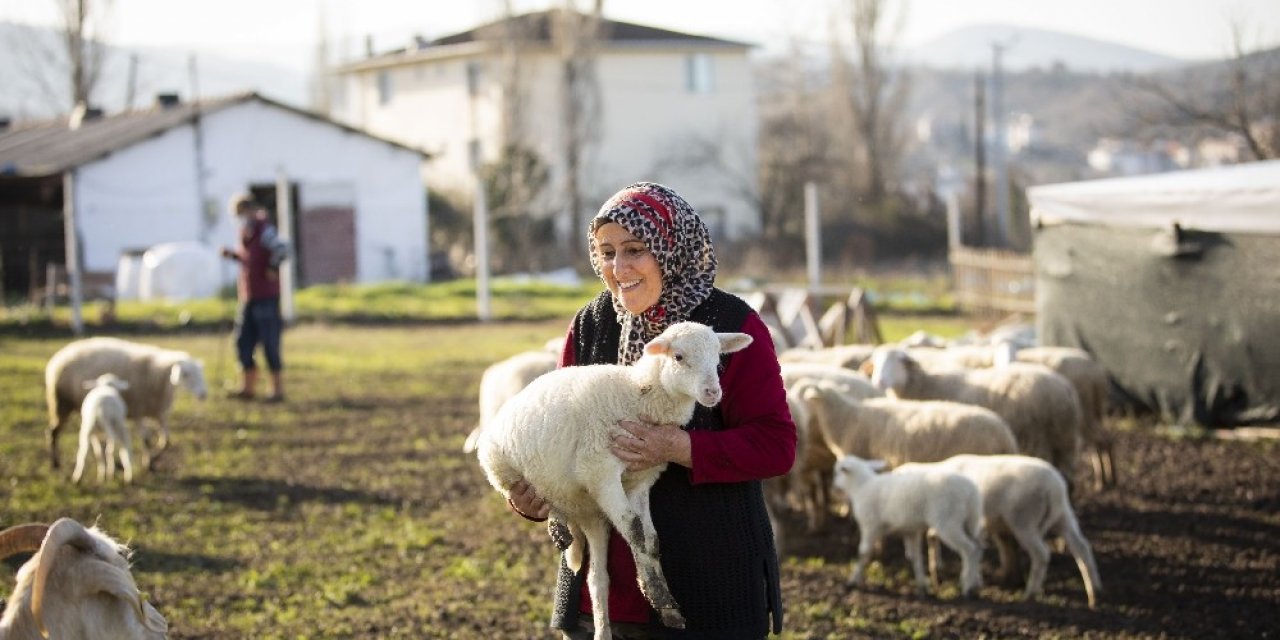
[0,92,430,298]
[331,10,760,247]
[1086,138,1180,176]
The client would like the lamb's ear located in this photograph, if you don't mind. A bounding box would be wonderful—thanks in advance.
[113,380,131,391]
[858,359,875,376]
[867,459,889,472]
[644,336,672,356]
[169,363,184,385]
[717,332,752,354]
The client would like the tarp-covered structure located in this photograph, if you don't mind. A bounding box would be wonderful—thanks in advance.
[1029,160,1280,426]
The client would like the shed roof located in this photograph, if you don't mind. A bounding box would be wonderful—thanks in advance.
[1028,160,1280,234]
[0,92,429,178]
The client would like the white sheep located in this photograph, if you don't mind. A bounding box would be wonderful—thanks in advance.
[868,347,1083,486]
[461,349,559,453]
[796,380,1019,469]
[995,343,1116,489]
[475,321,752,640]
[777,363,884,530]
[832,455,985,596]
[44,337,208,469]
[71,374,136,484]
[777,343,877,370]
[0,518,168,639]
[928,454,1103,608]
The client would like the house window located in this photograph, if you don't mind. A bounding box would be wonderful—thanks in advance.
[685,54,714,94]
[377,70,394,105]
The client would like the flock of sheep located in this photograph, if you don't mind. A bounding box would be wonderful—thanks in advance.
[3,337,207,639]
[467,319,1113,638]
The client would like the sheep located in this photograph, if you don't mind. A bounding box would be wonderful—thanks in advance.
[475,321,752,640]
[71,374,137,484]
[44,337,208,470]
[928,454,1103,608]
[795,380,1019,469]
[832,455,985,596]
[764,389,813,551]
[868,347,1083,486]
[461,349,559,453]
[0,517,168,639]
[995,343,1117,490]
[777,343,877,370]
[777,363,884,530]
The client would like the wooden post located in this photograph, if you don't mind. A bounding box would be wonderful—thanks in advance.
[473,178,492,322]
[62,170,84,335]
[804,181,820,290]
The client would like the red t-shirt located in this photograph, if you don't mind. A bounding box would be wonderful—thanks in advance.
[558,311,796,622]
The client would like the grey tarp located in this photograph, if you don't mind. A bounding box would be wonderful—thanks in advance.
[1029,161,1280,427]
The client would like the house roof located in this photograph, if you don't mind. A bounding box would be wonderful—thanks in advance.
[1028,160,1280,234]
[343,10,752,71]
[0,92,429,178]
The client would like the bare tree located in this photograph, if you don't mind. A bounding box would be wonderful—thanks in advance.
[1125,21,1279,161]
[829,0,911,209]
[552,1,605,264]
[9,0,113,114]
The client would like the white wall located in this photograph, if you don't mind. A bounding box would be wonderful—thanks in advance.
[76,99,429,285]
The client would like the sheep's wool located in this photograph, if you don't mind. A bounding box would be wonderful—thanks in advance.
[589,182,717,365]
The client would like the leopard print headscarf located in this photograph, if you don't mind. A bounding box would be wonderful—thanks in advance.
[589,182,717,365]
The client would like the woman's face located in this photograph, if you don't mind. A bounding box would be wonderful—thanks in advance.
[593,222,663,315]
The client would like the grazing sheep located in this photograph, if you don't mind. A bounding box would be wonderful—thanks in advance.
[461,349,559,453]
[996,343,1117,490]
[929,454,1103,608]
[777,363,883,530]
[44,337,208,469]
[796,380,1019,469]
[476,321,752,640]
[832,455,985,596]
[71,374,136,484]
[0,518,168,639]
[778,344,877,370]
[868,347,1083,485]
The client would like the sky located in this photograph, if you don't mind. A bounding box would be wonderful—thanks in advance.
[2,0,1279,71]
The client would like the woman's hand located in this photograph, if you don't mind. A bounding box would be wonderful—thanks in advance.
[509,479,551,520]
[611,420,692,471]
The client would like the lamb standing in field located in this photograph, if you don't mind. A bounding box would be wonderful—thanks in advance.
[71,374,137,484]
[796,380,1019,468]
[476,321,752,640]
[832,455,985,596]
[0,517,168,639]
[44,337,208,469]
[868,347,1083,485]
[929,454,1103,608]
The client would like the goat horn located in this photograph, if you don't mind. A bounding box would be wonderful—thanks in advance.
[0,523,49,560]
[32,518,96,638]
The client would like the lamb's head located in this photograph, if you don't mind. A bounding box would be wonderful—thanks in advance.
[832,455,887,498]
[641,322,752,407]
[169,357,208,401]
[0,518,168,639]
[83,373,131,392]
[868,347,917,397]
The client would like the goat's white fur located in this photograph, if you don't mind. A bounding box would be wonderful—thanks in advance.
[0,518,168,639]
[476,321,751,640]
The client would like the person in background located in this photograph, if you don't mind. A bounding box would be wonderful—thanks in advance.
[220,192,289,403]
[507,182,796,639]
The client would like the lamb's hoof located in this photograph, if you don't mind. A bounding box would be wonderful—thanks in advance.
[659,608,686,629]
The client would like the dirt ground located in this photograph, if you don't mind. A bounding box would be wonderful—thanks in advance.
[774,427,1280,639]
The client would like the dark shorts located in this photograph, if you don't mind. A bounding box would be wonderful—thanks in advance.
[235,297,283,372]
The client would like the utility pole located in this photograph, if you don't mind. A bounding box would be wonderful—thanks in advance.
[991,42,1011,248]
[973,71,986,247]
[804,182,821,289]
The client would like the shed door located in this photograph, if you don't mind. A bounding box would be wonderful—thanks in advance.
[298,183,357,286]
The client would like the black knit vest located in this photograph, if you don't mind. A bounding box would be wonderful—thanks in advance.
[549,289,784,638]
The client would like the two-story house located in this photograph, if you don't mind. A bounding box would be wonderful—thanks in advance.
[332,10,759,257]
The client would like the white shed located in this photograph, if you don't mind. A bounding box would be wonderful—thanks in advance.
[0,92,431,298]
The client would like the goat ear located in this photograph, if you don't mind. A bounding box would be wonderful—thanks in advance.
[717,332,752,354]
[78,559,156,632]
[643,336,671,356]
